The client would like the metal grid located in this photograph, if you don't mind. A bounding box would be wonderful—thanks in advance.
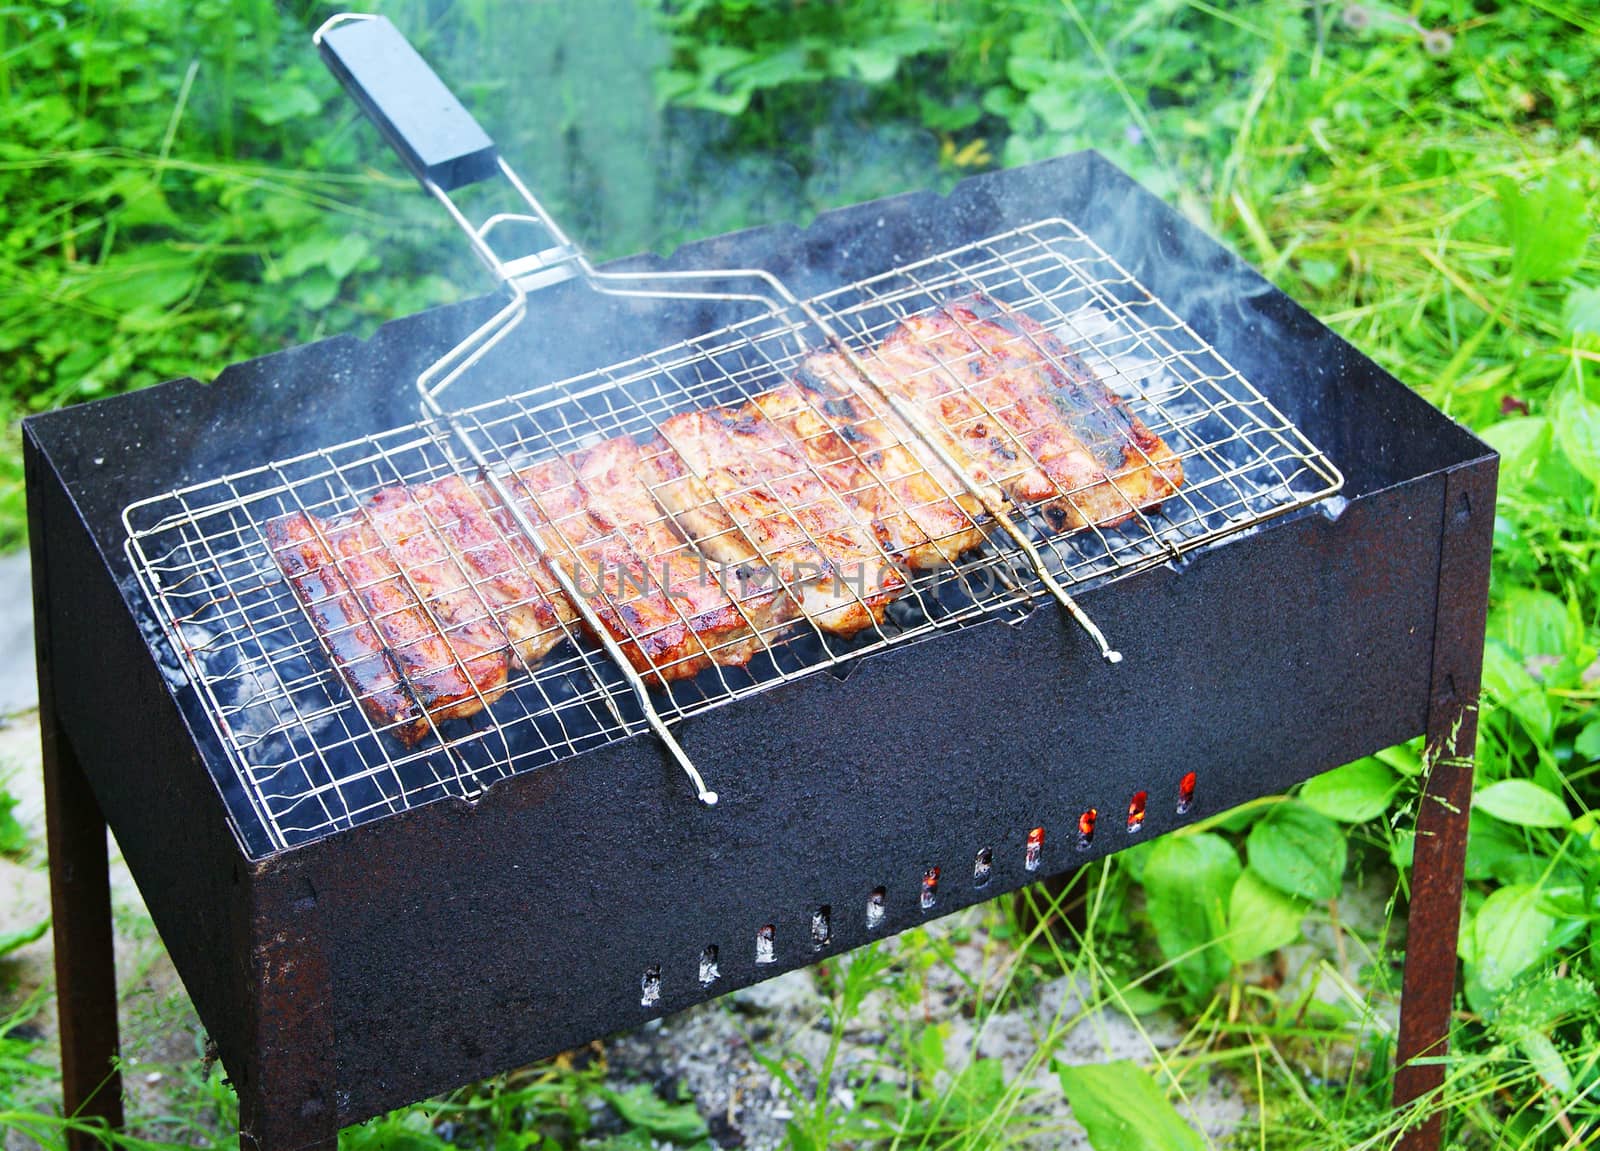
[124,218,1341,851]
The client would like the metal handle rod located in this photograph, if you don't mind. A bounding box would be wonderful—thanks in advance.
[314,11,1118,800]
[805,311,1122,663]
[466,439,718,806]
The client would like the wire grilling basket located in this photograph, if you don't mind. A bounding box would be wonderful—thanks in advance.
[122,15,1342,851]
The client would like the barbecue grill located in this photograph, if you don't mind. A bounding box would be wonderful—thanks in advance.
[27,15,1492,1151]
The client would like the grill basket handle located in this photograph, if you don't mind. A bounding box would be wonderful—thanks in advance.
[315,13,498,192]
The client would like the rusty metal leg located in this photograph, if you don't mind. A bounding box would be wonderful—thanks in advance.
[1393,462,1493,1151]
[1394,698,1475,1151]
[41,709,125,1145]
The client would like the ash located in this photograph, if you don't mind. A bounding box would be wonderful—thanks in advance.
[603,912,1247,1150]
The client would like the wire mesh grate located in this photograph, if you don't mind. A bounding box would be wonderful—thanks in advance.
[124,218,1341,851]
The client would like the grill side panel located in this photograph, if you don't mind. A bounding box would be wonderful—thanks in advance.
[272,473,1447,1126]
[23,428,260,1095]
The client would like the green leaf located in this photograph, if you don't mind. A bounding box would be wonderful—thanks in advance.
[1225,869,1308,963]
[0,789,26,856]
[1575,718,1600,762]
[1376,742,1426,778]
[247,81,321,126]
[600,1084,708,1141]
[107,170,180,229]
[324,233,372,282]
[1514,1029,1573,1096]
[82,250,198,313]
[1478,417,1551,491]
[0,919,49,958]
[1141,832,1239,998]
[290,269,341,311]
[1490,586,1573,659]
[1246,803,1346,902]
[1497,163,1590,282]
[838,46,902,85]
[1474,780,1571,829]
[1300,758,1399,823]
[1555,388,1600,489]
[278,233,347,279]
[1056,1061,1204,1151]
[1466,810,1537,883]
[1462,884,1566,993]
[1566,283,1600,336]
[1481,642,1554,743]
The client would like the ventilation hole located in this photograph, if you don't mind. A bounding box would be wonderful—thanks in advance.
[1025,826,1045,872]
[867,887,886,930]
[640,965,661,1007]
[1127,790,1147,834]
[755,924,776,965]
[1077,808,1097,849]
[811,905,832,949]
[1178,771,1197,815]
[973,847,994,888]
[920,866,941,910]
[698,945,720,987]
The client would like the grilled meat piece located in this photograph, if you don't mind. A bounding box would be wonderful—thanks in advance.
[266,475,577,745]
[267,502,507,746]
[371,475,576,670]
[650,400,905,636]
[265,511,423,743]
[766,357,1004,569]
[266,294,1183,747]
[874,294,1183,530]
[500,436,788,681]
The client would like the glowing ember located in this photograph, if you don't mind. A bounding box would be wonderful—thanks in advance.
[1127,790,1148,834]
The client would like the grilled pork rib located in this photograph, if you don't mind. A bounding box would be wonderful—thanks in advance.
[266,295,1184,742]
[266,480,524,746]
[773,357,1004,569]
[500,436,788,682]
[876,296,1183,529]
[651,400,905,636]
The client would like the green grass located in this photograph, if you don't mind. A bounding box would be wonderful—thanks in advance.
[3,0,1600,1147]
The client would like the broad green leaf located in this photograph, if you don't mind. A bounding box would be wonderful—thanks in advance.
[0,919,49,958]
[599,1085,708,1141]
[1376,741,1426,778]
[1462,884,1564,993]
[1556,388,1600,490]
[1465,810,1536,883]
[1478,417,1550,490]
[1057,1061,1204,1151]
[838,46,903,85]
[1225,870,1308,962]
[290,269,341,311]
[1515,1029,1573,1096]
[324,233,372,282]
[1497,163,1590,282]
[1141,832,1239,998]
[278,233,348,279]
[1567,283,1600,336]
[1495,973,1600,1033]
[1300,758,1398,823]
[1490,586,1573,659]
[0,789,26,855]
[82,250,197,313]
[1474,779,1570,829]
[1481,642,1554,742]
[106,170,179,229]
[246,80,321,126]
[1389,829,1415,871]
[1575,718,1600,762]
[1246,803,1346,902]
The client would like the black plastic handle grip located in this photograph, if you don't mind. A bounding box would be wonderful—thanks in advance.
[317,14,498,192]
